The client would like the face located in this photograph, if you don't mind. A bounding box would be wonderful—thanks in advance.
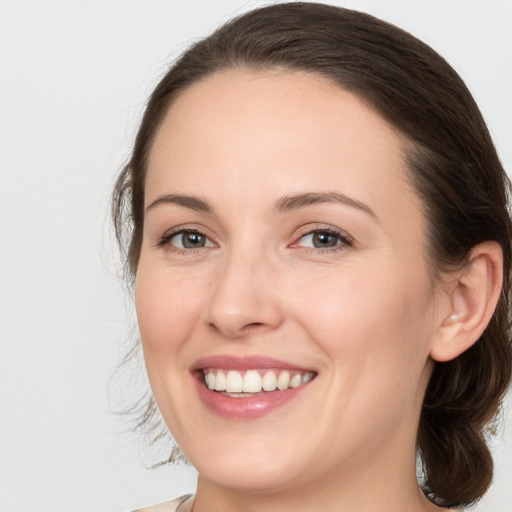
[136,70,441,494]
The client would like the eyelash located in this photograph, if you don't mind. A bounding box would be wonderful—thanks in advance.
[291,227,354,253]
[157,227,354,254]
[158,228,215,253]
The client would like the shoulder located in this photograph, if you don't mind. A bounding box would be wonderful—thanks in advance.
[131,494,194,512]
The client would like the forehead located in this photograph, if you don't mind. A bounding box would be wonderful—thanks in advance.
[148,69,405,175]
[146,69,422,233]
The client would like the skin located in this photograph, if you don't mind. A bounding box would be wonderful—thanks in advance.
[135,69,466,512]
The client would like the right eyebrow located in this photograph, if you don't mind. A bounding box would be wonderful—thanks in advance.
[144,194,214,215]
[275,191,379,222]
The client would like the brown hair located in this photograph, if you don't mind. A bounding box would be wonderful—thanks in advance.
[112,3,512,507]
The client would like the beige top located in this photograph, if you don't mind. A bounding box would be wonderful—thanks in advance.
[132,493,465,511]
[132,494,194,512]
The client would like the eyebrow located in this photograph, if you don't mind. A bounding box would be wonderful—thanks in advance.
[275,192,378,221]
[144,191,378,221]
[145,193,213,214]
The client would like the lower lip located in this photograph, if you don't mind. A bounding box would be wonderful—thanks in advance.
[194,378,310,419]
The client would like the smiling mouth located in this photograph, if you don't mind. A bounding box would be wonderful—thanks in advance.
[193,358,318,418]
[202,368,316,396]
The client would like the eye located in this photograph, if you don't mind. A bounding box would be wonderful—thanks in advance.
[163,230,215,250]
[294,228,352,250]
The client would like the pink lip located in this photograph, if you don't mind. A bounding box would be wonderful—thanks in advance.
[192,355,311,372]
[194,379,310,419]
[191,355,316,420]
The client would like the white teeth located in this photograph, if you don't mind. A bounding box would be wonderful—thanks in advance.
[302,372,313,384]
[262,370,277,391]
[243,370,262,392]
[206,372,216,390]
[226,370,243,393]
[214,371,226,391]
[204,369,315,394]
[290,374,302,388]
[277,370,291,390]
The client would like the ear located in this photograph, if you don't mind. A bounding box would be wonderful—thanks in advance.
[430,241,504,362]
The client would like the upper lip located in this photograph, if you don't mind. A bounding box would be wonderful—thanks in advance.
[191,355,315,372]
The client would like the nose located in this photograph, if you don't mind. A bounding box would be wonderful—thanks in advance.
[203,251,284,339]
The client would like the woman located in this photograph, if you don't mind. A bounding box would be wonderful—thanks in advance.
[112,3,511,511]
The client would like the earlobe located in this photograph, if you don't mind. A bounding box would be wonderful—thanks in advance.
[430,241,503,362]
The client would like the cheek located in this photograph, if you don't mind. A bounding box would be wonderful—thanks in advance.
[292,260,435,375]
[134,259,207,426]
[295,264,436,441]
[134,260,204,359]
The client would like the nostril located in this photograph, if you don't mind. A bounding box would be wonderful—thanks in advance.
[208,322,221,333]
[208,321,269,337]
[244,322,265,330]
[205,290,284,337]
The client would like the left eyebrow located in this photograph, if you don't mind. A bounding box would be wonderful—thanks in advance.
[144,193,214,215]
[274,192,378,222]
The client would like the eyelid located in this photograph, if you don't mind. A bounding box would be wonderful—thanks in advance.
[289,225,354,250]
[157,225,218,250]
[156,223,353,253]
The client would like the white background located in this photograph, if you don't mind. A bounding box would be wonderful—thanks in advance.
[1,1,511,511]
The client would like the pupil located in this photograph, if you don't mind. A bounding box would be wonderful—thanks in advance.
[183,232,204,248]
[313,232,337,247]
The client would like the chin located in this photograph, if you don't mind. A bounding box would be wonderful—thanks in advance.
[195,458,306,495]
[179,428,311,493]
